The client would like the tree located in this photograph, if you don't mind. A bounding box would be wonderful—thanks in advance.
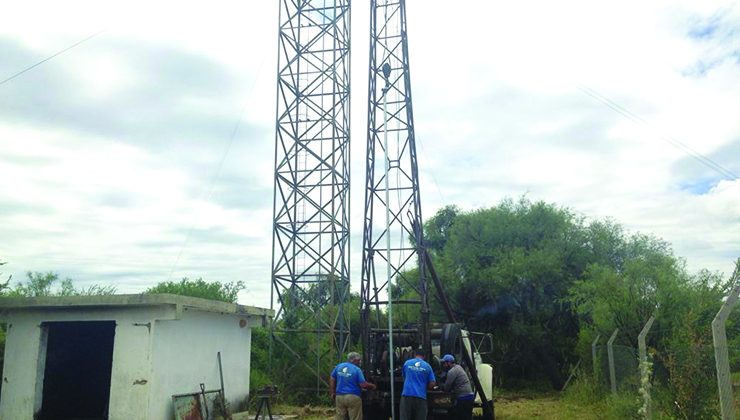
[7,271,116,297]
[569,231,681,347]
[0,260,8,396]
[570,238,737,418]
[145,277,245,303]
[0,261,10,294]
[423,198,587,388]
[417,197,713,391]
[422,204,461,254]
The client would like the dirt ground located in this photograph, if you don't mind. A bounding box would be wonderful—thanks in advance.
[233,389,739,420]
[234,393,588,420]
[234,404,332,420]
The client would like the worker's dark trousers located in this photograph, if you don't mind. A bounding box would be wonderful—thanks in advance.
[451,398,474,420]
[399,396,427,420]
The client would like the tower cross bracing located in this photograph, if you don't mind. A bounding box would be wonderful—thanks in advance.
[270,0,351,387]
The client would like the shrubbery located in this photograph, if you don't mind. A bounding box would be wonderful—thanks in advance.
[420,198,739,417]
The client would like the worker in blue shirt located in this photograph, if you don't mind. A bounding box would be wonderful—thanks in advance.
[400,348,436,420]
[330,352,376,420]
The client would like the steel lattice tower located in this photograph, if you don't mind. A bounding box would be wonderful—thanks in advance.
[360,0,430,365]
[270,0,351,388]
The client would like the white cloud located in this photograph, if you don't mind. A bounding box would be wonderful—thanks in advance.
[0,0,738,309]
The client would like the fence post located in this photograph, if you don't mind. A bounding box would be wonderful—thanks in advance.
[607,328,619,395]
[638,316,655,419]
[712,260,739,420]
[561,360,581,392]
[591,334,601,381]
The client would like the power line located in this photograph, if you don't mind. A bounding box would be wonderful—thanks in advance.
[416,135,448,205]
[165,100,248,282]
[0,29,106,87]
[166,53,270,281]
[578,84,737,181]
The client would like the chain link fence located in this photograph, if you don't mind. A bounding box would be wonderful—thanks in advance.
[592,344,638,392]
[586,332,737,419]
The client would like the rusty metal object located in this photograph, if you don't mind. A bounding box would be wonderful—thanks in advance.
[428,390,454,409]
[172,394,204,420]
[172,386,223,420]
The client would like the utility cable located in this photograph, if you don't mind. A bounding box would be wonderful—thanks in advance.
[166,54,269,281]
[0,29,106,87]
[165,100,248,282]
[578,84,737,181]
[416,135,447,205]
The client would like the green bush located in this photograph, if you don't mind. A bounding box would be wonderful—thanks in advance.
[562,375,605,406]
[145,277,244,303]
[249,327,271,393]
[603,393,640,419]
[563,374,640,419]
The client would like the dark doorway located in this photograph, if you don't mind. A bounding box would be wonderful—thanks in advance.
[39,321,115,420]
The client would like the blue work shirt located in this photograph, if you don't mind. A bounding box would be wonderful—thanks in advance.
[331,362,366,396]
[401,358,436,399]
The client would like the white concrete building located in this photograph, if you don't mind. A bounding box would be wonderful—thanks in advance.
[0,294,272,420]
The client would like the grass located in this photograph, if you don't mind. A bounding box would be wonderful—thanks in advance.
[235,381,740,420]
[237,392,604,419]
[233,403,332,420]
[735,371,740,413]
[494,390,601,420]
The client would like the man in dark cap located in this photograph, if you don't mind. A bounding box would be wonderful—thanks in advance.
[441,354,474,420]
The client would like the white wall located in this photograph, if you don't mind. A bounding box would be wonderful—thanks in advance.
[0,306,174,420]
[0,313,43,419]
[149,308,254,419]
[107,307,170,420]
[0,305,258,420]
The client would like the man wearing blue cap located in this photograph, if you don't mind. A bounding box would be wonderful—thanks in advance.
[400,348,436,420]
[441,354,474,420]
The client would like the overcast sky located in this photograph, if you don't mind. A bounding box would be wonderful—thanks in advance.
[1,0,738,308]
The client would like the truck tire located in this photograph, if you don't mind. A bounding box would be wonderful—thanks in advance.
[440,323,462,360]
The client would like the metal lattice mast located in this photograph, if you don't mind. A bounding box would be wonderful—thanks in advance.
[270,0,351,388]
[360,0,430,365]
